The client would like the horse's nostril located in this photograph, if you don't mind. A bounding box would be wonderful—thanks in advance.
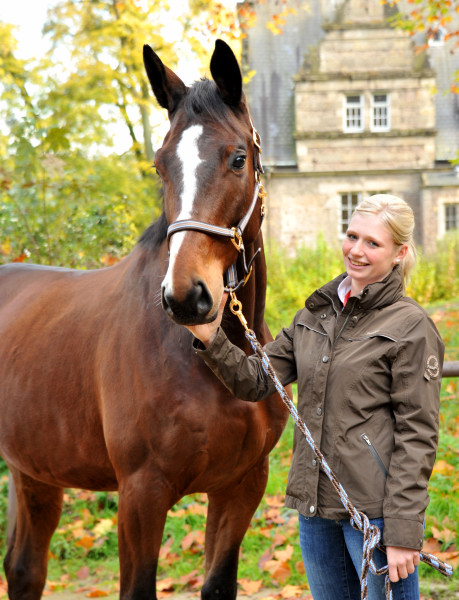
[193,282,212,317]
[161,281,213,323]
[161,287,173,315]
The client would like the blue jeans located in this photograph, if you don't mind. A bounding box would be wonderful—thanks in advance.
[298,514,420,600]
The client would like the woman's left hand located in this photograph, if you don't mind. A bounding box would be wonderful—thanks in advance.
[386,546,420,582]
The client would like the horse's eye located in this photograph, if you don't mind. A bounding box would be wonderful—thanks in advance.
[232,155,246,171]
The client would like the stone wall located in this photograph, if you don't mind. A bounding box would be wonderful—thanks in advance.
[262,170,424,251]
[295,77,436,135]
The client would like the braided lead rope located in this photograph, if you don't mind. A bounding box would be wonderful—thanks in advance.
[243,330,453,599]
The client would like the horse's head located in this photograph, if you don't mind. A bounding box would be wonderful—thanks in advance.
[143,40,264,326]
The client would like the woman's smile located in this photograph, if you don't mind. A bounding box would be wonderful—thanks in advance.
[342,213,408,296]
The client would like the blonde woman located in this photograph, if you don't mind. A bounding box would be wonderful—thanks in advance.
[186,195,444,600]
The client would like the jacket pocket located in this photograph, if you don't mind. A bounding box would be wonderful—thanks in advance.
[361,433,388,478]
[348,333,398,343]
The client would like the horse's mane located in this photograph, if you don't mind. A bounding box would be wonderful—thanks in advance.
[183,78,234,124]
[138,212,168,249]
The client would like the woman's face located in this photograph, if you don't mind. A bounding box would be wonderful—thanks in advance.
[342,212,408,294]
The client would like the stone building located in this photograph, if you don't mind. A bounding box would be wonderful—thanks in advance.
[242,0,459,253]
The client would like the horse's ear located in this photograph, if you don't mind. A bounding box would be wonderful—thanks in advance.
[210,39,242,108]
[143,44,187,113]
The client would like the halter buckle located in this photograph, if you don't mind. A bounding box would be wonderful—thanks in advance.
[231,228,244,252]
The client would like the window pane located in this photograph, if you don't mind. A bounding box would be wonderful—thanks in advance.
[340,193,362,234]
[344,95,363,132]
[372,94,390,131]
[445,204,458,231]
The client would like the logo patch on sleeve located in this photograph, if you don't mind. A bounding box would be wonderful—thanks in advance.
[424,354,440,380]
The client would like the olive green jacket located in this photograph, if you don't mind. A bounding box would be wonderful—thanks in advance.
[195,267,444,550]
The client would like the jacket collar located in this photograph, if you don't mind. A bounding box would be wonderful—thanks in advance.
[306,266,404,312]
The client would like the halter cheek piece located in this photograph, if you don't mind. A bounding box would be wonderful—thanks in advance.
[166,119,265,293]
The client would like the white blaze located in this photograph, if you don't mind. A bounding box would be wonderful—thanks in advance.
[163,124,204,292]
[176,124,203,220]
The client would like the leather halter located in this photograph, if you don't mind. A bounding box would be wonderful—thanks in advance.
[166,119,265,292]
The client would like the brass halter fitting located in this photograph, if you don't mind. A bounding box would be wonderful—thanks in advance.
[230,228,244,252]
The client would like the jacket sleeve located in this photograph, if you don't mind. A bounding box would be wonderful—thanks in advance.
[193,315,299,402]
[383,310,444,550]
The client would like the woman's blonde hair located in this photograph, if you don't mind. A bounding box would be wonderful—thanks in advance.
[353,194,416,289]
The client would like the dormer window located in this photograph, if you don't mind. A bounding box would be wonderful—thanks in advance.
[371,93,390,132]
[428,26,446,46]
[343,95,364,133]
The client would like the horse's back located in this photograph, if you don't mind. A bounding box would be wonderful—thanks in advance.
[0,262,77,312]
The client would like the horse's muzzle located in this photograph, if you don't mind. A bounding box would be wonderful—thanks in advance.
[161,280,215,325]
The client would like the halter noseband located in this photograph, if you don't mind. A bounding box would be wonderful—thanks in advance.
[166,118,265,292]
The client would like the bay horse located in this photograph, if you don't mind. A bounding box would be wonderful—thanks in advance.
[0,40,288,599]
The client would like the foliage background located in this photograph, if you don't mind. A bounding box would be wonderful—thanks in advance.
[0,1,458,598]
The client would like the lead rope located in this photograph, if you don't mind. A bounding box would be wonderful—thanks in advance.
[228,291,453,600]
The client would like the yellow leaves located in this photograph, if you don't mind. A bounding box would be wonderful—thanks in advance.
[260,544,295,584]
[157,577,175,592]
[93,518,115,537]
[278,584,308,598]
[265,7,298,35]
[432,459,454,475]
[181,529,205,551]
[274,545,294,563]
[238,578,263,595]
[262,557,291,583]
[0,239,11,256]
[76,535,96,551]
[431,525,456,545]
[56,509,117,556]
[100,253,121,266]
[423,537,459,570]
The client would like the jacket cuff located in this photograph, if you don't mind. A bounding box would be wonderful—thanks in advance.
[192,327,230,368]
[382,517,424,551]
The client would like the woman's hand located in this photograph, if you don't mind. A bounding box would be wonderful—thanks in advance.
[184,292,228,347]
[386,546,420,583]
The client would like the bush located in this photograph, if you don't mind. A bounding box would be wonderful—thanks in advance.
[264,232,459,333]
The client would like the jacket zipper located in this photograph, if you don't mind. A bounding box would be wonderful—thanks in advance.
[361,434,388,478]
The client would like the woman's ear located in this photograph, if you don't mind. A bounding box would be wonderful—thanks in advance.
[394,244,408,264]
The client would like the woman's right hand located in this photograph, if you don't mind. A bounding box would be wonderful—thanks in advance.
[184,292,228,347]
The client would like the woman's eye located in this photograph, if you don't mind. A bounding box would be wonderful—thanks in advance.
[232,155,246,170]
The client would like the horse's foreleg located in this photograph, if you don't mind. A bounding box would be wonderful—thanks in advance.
[4,470,63,600]
[117,473,171,600]
[202,457,270,600]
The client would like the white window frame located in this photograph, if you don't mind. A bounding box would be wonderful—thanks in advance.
[340,192,361,235]
[445,203,458,231]
[371,93,391,132]
[343,95,364,133]
[428,26,446,47]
